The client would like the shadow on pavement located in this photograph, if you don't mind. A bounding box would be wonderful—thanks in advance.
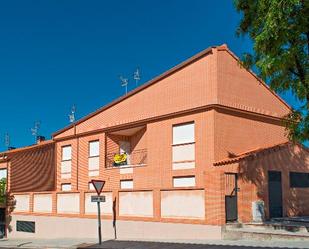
[77,240,291,249]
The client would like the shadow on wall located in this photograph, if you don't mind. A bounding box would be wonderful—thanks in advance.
[6,193,15,234]
[237,143,309,220]
[113,197,117,239]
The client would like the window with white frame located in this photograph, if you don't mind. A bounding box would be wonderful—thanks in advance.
[88,140,100,176]
[120,179,133,189]
[61,183,72,191]
[89,182,95,190]
[172,122,195,170]
[61,145,72,179]
[173,176,196,187]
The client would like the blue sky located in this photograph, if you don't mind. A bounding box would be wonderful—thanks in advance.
[0,0,300,151]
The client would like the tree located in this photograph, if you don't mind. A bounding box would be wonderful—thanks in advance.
[234,0,309,142]
[0,178,6,205]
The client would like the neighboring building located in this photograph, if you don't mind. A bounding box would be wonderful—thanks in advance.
[1,44,309,240]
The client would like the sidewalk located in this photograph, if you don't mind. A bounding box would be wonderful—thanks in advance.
[1,238,309,249]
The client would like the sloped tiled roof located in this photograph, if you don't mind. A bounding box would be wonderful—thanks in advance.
[213,141,292,166]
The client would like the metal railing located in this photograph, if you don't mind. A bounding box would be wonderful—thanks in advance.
[105,149,147,168]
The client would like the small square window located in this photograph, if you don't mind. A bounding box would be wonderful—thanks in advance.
[120,180,133,189]
[173,176,195,187]
[89,182,95,190]
[61,183,71,191]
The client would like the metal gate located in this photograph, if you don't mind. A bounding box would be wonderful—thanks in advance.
[225,173,238,222]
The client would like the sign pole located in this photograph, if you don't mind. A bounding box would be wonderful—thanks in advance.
[97,201,102,245]
[91,179,105,245]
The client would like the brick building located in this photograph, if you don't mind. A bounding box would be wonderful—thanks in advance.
[1,44,309,240]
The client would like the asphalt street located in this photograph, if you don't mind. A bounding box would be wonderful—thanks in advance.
[77,240,301,249]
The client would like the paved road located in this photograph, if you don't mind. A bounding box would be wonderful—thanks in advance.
[77,240,300,249]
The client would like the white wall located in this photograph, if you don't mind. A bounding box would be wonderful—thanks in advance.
[161,190,205,219]
[57,193,80,214]
[33,194,52,213]
[85,192,113,215]
[14,194,30,212]
[119,191,153,217]
[8,214,222,240]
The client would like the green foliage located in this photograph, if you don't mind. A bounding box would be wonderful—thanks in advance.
[0,178,6,204]
[234,0,309,142]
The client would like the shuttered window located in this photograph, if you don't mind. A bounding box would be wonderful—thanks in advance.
[172,122,195,170]
[173,122,194,145]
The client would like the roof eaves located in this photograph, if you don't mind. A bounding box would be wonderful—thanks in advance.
[213,141,290,166]
[0,140,54,156]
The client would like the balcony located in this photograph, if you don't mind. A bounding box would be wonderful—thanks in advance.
[106,149,147,168]
[105,126,147,168]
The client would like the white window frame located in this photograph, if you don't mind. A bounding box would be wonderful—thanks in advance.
[173,176,196,187]
[172,122,195,169]
[62,145,72,161]
[61,183,72,191]
[120,179,133,189]
[172,122,195,145]
[89,140,100,157]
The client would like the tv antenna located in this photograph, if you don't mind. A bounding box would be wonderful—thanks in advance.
[120,76,128,95]
[31,121,41,143]
[69,104,76,123]
[133,68,141,86]
[4,132,10,149]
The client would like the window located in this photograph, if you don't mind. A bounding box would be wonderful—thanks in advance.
[89,141,100,176]
[173,122,195,145]
[290,172,309,188]
[120,180,133,189]
[61,145,72,179]
[61,183,71,191]
[0,169,7,180]
[89,182,95,190]
[16,221,35,233]
[172,123,195,170]
[89,141,99,157]
[173,176,195,187]
[62,146,72,161]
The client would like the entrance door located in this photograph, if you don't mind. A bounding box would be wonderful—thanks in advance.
[268,171,283,218]
[225,173,238,222]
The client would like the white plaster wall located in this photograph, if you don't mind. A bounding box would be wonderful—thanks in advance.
[33,194,52,213]
[14,195,30,212]
[85,192,113,215]
[57,193,80,214]
[161,190,205,219]
[119,191,153,217]
[8,214,222,240]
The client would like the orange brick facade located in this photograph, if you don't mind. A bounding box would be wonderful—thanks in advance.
[1,44,309,239]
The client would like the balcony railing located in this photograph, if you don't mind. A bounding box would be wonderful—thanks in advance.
[105,149,147,168]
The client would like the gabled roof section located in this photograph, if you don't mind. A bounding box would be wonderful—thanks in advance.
[52,45,215,138]
[53,44,292,138]
[213,141,300,166]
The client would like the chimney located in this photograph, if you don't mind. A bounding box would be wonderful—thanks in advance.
[36,136,45,144]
